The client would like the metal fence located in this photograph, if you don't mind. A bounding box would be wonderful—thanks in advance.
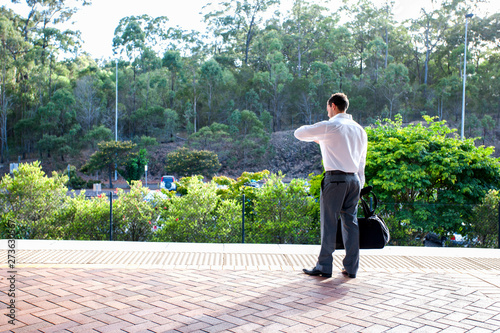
[101,193,499,248]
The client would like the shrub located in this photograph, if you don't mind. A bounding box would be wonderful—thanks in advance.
[119,148,149,183]
[113,181,155,241]
[465,189,499,248]
[165,147,221,178]
[249,172,319,244]
[57,192,110,240]
[0,161,69,239]
[155,177,241,242]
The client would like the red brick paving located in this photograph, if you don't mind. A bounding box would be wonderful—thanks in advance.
[0,267,499,332]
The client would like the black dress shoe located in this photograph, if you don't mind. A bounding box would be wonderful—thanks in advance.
[303,268,332,278]
[341,269,356,278]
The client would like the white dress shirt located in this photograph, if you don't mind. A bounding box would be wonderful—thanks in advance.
[294,113,368,187]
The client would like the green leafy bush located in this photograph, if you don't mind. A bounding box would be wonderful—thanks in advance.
[155,176,241,242]
[248,172,319,244]
[0,161,69,239]
[465,189,499,248]
[165,147,221,178]
[60,165,86,190]
[366,115,500,241]
[57,192,110,240]
[119,148,149,183]
[113,181,155,241]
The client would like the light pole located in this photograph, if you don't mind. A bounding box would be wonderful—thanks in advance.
[461,13,473,140]
[115,60,118,181]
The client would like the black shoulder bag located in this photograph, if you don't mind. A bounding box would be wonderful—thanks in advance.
[335,186,390,249]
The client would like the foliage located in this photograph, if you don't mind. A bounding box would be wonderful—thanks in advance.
[0,161,68,239]
[65,165,86,189]
[249,172,319,244]
[365,114,500,240]
[84,125,113,149]
[113,181,155,241]
[135,136,158,149]
[118,148,149,183]
[188,122,233,164]
[155,177,242,242]
[3,0,500,180]
[165,147,221,178]
[465,189,499,248]
[80,140,136,187]
[57,192,111,240]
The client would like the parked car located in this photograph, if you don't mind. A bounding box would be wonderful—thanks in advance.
[449,234,478,247]
[160,175,177,191]
[244,179,264,188]
[143,190,168,204]
[423,232,446,247]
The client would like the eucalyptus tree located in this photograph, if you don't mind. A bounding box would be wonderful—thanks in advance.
[11,0,91,41]
[410,7,451,87]
[200,59,223,126]
[74,75,103,133]
[12,0,87,100]
[112,15,169,101]
[281,0,328,78]
[253,30,293,131]
[162,50,183,108]
[136,47,161,110]
[203,0,279,65]
[343,0,380,76]
[376,63,411,119]
[112,15,169,62]
[0,9,29,162]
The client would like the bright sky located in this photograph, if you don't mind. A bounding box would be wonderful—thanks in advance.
[4,0,499,61]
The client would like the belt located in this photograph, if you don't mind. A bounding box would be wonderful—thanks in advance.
[325,170,354,175]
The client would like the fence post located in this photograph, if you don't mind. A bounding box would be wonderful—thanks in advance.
[109,192,113,241]
[242,194,245,243]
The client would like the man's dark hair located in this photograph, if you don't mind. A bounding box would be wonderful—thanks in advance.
[328,93,349,112]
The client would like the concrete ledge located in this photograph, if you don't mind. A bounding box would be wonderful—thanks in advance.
[2,239,499,257]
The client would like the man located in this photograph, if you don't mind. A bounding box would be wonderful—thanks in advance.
[294,93,367,278]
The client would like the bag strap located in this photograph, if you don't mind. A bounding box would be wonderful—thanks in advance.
[360,187,378,218]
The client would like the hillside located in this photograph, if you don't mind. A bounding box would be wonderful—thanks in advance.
[0,130,324,185]
[146,130,324,182]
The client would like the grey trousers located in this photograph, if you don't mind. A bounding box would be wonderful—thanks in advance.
[314,173,360,275]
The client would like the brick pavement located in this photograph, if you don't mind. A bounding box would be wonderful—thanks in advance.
[1,264,500,332]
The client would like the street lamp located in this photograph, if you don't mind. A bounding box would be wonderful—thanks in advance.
[461,13,473,140]
[115,59,118,181]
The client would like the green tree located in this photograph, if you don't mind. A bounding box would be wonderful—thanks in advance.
[200,59,223,125]
[203,0,279,65]
[253,31,293,130]
[119,148,148,183]
[376,63,411,118]
[188,122,233,164]
[162,50,183,108]
[0,161,68,239]
[83,125,113,149]
[36,133,68,161]
[465,189,499,248]
[282,0,327,78]
[229,109,270,165]
[366,115,500,242]
[165,147,221,178]
[81,140,136,188]
[0,9,29,163]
